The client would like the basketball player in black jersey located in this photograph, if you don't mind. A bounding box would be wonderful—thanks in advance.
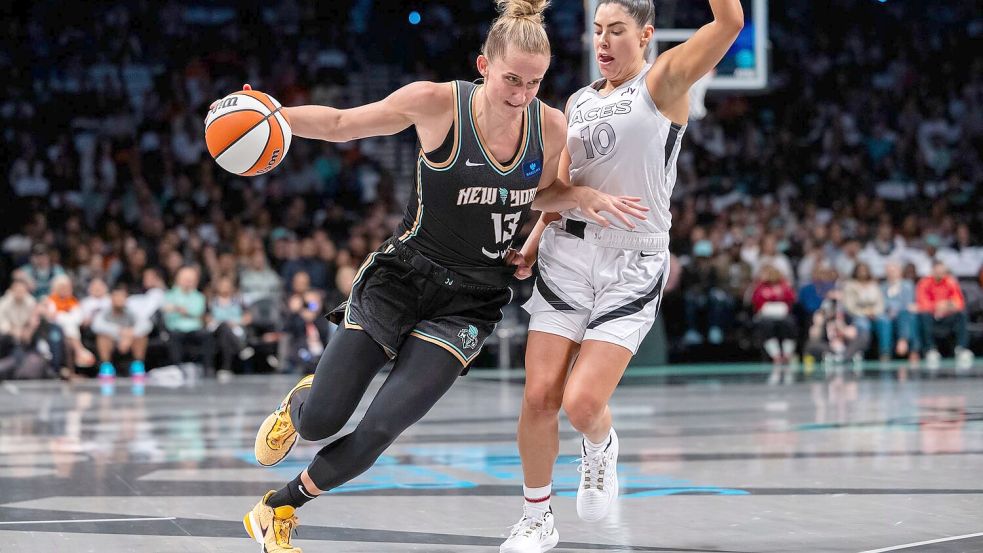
[222,2,648,551]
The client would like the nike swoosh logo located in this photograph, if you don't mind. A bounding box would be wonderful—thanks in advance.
[640,252,658,258]
[465,159,484,167]
[576,99,590,109]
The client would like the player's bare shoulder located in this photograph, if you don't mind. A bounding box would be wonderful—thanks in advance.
[394,81,456,119]
[391,81,457,147]
[541,104,568,153]
[646,55,689,124]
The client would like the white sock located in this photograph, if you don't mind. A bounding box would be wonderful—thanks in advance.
[523,483,551,514]
[583,428,611,453]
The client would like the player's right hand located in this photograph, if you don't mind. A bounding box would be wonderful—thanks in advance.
[505,248,535,280]
[576,188,649,229]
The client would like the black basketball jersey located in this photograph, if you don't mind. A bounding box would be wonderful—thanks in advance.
[396,80,546,288]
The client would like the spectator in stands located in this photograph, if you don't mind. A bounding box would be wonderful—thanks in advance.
[749,265,797,383]
[312,230,338,269]
[161,249,187,285]
[239,250,283,307]
[842,262,882,350]
[833,240,862,282]
[859,222,906,279]
[683,240,731,345]
[269,229,296,273]
[903,263,920,282]
[67,243,99,295]
[0,277,40,356]
[287,271,312,315]
[42,274,95,375]
[798,265,837,319]
[877,261,920,362]
[19,245,65,300]
[162,266,214,374]
[91,283,151,379]
[937,223,982,279]
[284,290,329,374]
[281,237,329,292]
[208,275,251,378]
[712,242,753,311]
[204,246,239,287]
[744,234,794,283]
[116,246,150,294]
[916,261,974,370]
[80,278,111,328]
[806,292,870,372]
[796,241,830,285]
[128,268,167,327]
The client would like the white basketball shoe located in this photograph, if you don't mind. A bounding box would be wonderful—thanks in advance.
[576,428,620,522]
[500,508,559,553]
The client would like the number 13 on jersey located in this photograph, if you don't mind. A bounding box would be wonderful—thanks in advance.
[483,212,521,259]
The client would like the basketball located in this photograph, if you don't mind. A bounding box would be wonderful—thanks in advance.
[204,90,292,176]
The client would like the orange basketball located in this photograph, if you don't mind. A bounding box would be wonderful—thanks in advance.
[204,90,292,176]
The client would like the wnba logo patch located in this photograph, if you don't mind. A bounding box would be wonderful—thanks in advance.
[523,159,542,178]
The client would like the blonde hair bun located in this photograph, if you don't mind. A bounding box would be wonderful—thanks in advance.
[484,0,551,59]
[496,0,549,25]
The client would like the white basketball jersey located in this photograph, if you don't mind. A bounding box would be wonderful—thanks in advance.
[564,65,685,234]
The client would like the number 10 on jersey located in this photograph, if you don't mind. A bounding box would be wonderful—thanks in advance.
[580,122,616,159]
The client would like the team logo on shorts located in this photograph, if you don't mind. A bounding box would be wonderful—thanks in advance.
[458,325,479,350]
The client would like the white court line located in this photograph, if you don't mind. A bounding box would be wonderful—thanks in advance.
[0,516,176,525]
[859,532,983,553]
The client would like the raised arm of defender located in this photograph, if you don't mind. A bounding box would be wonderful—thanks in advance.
[649,0,743,109]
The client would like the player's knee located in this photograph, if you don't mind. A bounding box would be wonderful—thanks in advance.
[523,386,563,416]
[355,421,401,454]
[562,392,605,431]
[297,411,347,442]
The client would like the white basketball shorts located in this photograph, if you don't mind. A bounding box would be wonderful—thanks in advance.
[523,219,670,354]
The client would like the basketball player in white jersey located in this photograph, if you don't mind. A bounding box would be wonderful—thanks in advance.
[500,1,744,551]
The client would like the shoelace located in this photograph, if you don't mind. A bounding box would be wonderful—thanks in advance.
[577,450,609,491]
[274,515,299,545]
[268,409,294,448]
[508,513,547,538]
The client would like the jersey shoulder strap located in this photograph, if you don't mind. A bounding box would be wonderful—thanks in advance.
[564,85,596,118]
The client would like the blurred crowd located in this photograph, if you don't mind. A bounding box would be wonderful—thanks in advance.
[0,1,980,379]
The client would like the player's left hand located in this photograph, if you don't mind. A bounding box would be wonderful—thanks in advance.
[575,188,649,229]
[505,248,535,280]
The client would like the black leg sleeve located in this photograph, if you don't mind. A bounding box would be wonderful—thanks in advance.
[304,336,463,492]
[290,326,391,442]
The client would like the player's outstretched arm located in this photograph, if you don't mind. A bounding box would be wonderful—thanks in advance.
[651,0,743,101]
[283,81,453,143]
